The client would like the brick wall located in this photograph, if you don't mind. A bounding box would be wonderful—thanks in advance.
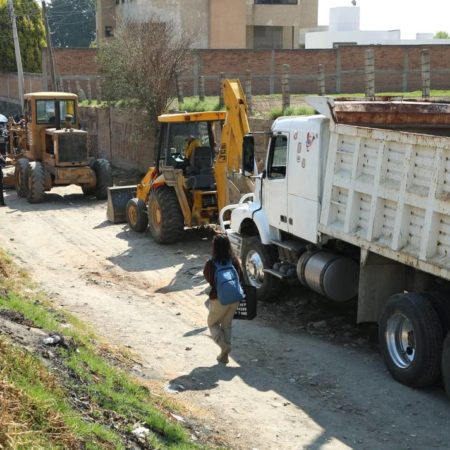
[6,45,450,103]
[2,45,450,113]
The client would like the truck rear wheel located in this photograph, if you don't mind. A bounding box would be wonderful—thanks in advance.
[148,186,184,244]
[126,198,148,232]
[379,292,443,387]
[94,159,112,200]
[442,333,450,398]
[241,236,280,302]
[15,158,29,198]
[26,161,45,204]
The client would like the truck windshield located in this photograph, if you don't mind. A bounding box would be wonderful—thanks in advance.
[36,100,76,125]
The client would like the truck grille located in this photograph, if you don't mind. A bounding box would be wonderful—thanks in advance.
[58,133,88,162]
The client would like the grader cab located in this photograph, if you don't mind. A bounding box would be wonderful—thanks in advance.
[10,92,112,203]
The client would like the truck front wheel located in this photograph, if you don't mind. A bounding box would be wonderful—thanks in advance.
[379,292,443,387]
[241,236,280,302]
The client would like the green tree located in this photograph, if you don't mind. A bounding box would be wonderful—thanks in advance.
[98,18,192,120]
[0,0,46,72]
[434,31,450,39]
[47,0,95,48]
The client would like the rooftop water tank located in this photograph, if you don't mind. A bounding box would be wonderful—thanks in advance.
[329,6,360,32]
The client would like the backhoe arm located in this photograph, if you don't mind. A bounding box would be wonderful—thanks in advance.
[215,79,252,212]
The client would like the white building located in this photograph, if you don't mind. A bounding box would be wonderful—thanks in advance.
[305,6,450,49]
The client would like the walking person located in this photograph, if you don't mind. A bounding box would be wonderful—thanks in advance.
[0,153,6,207]
[203,234,244,364]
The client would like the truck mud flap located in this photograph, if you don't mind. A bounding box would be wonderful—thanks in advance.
[107,185,136,223]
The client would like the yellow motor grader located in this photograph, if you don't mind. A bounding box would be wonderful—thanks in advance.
[7,92,112,203]
[107,79,256,244]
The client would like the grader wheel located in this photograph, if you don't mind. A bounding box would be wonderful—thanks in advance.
[15,158,29,198]
[26,161,45,204]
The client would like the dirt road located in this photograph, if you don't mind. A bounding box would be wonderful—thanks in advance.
[1,186,450,450]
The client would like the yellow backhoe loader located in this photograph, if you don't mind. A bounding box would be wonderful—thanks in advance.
[107,79,256,244]
[6,92,112,203]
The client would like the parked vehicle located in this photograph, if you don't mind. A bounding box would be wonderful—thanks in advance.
[221,97,450,392]
[107,79,256,244]
[8,92,112,203]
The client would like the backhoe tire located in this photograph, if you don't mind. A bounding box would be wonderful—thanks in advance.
[378,292,443,388]
[15,158,29,198]
[26,161,46,204]
[241,236,280,302]
[126,198,148,232]
[148,186,184,244]
[93,159,112,200]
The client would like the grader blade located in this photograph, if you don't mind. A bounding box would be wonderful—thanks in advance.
[107,185,136,223]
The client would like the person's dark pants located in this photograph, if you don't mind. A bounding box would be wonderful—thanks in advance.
[0,168,5,205]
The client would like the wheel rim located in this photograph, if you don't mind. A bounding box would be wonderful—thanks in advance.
[385,313,416,369]
[150,201,162,228]
[245,250,265,288]
[128,205,138,226]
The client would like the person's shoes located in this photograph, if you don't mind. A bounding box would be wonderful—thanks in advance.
[217,353,229,364]
[217,345,231,364]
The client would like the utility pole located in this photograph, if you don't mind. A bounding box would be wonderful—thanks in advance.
[8,0,24,112]
[42,1,58,91]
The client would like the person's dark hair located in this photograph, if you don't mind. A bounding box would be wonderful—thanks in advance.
[212,234,234,264]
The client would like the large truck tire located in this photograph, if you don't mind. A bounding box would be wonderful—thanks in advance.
[148,186,184,244]
[241,236,280,302]
[425,291,450,336]
[378,292,443,387]
[93,159,112,200]
[26,161,45,204]
[442,333,450,398]
[15,158,29,198]
[126,198,148,232]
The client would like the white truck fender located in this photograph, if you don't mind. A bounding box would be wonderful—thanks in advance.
[230,201,273,245]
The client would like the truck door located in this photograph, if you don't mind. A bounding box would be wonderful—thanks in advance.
[263,133,289,232]
[287,118,324,244]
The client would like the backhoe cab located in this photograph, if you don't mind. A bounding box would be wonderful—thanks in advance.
[9,92,112,203]
[107,79,256,244]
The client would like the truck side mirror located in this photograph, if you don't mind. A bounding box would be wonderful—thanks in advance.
[242,134,255,176]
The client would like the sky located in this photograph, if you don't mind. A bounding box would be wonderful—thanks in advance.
[318,0,449,39]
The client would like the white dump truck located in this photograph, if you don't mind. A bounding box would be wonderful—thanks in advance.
[221,97,450,393]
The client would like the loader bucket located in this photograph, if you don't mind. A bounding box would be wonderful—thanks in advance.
[107,185,136,223]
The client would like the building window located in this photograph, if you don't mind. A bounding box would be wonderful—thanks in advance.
[255,0,298,4]
[254,26,283,49]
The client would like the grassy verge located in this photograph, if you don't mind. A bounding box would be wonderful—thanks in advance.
[0,250,210,450]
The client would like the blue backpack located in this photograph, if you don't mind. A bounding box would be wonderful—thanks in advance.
[214,259,245,305]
